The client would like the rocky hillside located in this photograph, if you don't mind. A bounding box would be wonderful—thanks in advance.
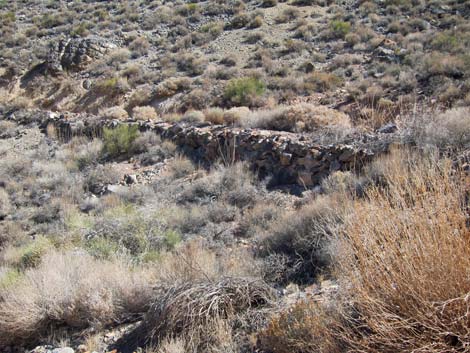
[1,0,469,128]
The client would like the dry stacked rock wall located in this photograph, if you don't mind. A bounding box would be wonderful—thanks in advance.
[44,116,394,187]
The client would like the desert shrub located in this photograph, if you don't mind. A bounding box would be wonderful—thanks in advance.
[102,124,139,158]
[276,7,300,23]
[295,21,317,41]
[95,77,130,96]
[235,201,283,240]
[229,12,250,29]
[129,36,150,57]
[303,72,342,93]
[0,250,155,346]
[178,163,259,209]
[71,139,103,171]
[165,206,207,234]
[420,53,466,78]
[40,13,65,28]
[224,77,265,107]
[87,205,181,258]
[249,14,264,29]
[155,240,262,284]
[0,189,11,219]
[199,21,224,39]
[138,140,177,166]
[166,155,196,179]
[107,48,131,67]
[223,106,250,125]
[132,105,158,121]
[176,53,206,76]
[84,165,120,194]
[0,268,21,289]
[138,277,274,350]
[70,22,90,37]
[262,0,278,7]
[259,196,344,284]
[155,77,191,98]
[1,236,53,270]
[258,299,342,353]
[181,110,205,123]
[99,106,129,120]
[410,107,470,151]
[203,108,225,124]
[244,32,265,44]
[329,20,351,39]
[333,149,470,352]
[242,103,351,133]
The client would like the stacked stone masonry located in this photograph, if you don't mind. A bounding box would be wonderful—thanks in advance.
[42,116,395,187]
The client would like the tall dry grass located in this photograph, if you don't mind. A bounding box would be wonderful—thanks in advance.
[0,250,156,346]
[259,149,470,352]
[335,149,470,352]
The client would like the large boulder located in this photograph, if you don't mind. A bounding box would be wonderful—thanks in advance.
[46,36,117,72]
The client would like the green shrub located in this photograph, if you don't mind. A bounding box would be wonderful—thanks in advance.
[95,77,129,96]
[70,22,90,37]
[86,237,120,260]
[2,11,15,24]
[0,269,22,289]
[18,237,52,269]
[431,33,459,52]
[224,77,265,106]
[164,230,182,250]
[102,124,139,158]
[329,20,351,39]
[40,13,64,28]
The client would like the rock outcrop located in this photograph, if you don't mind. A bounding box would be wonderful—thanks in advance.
[46,37,116,72]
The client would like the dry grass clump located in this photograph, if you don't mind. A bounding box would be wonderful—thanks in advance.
[0,250,155,346]
[178,163,259,209]
[258,299,343,353]
[203,107,225,125]
[401,107,470,152]
[132,105,158,121]
[259,195,344,284]
[418,107,470,151]
[99,106,129,120]
[165,155,196,179]
[140,277,275,350]
[155,240,262,285]
[242,103,352,133]
[332,149,470,352]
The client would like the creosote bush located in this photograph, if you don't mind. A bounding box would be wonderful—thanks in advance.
[102,124,139,158]
[224,77,266,107]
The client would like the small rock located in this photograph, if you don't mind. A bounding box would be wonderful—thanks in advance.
[82,79,92,90]
[76,345,87,353]
[377,122,398,134]
[105,184,126,194]
[52,348,74,353]
[125,174,138,185]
